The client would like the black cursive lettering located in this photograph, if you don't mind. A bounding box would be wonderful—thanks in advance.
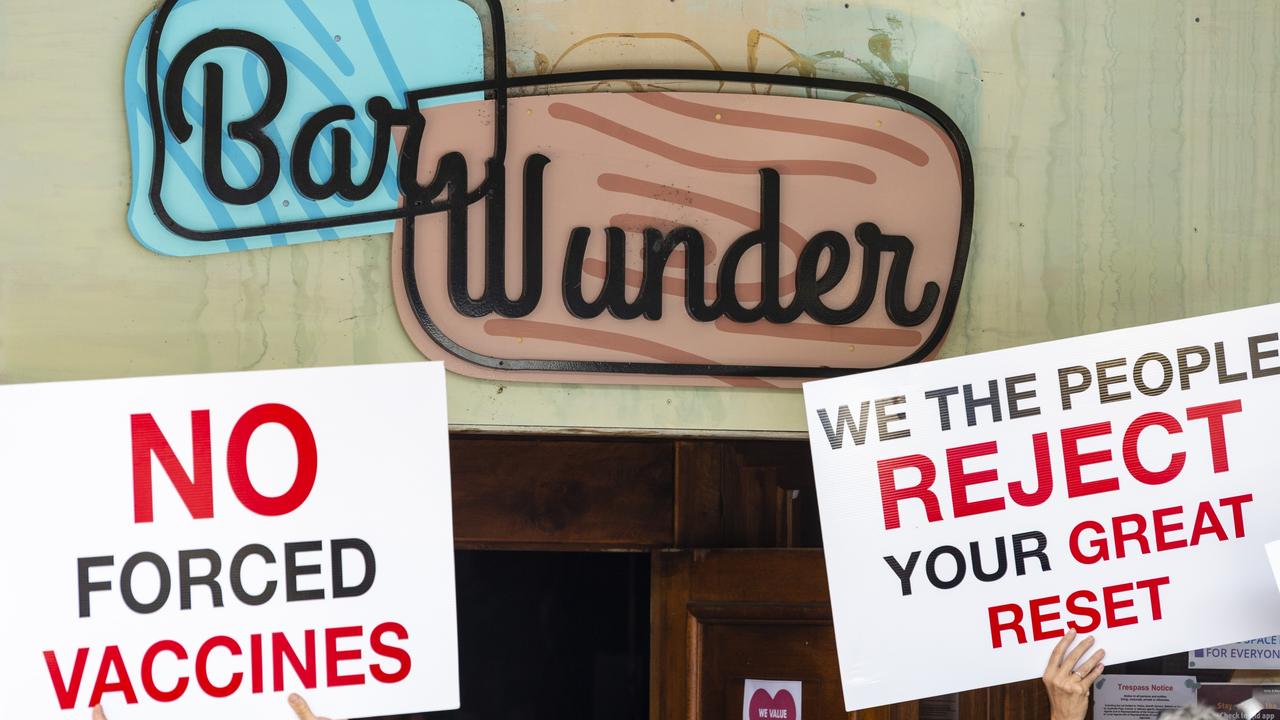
[167,31,940,330]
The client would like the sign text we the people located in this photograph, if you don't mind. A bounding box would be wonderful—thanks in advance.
[804,304,1280,710]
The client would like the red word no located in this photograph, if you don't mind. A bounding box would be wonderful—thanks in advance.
[130,404,318,523]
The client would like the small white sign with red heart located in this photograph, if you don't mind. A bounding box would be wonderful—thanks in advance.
[743,679,802,720]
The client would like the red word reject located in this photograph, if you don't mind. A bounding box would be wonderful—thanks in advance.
[876,400,1241,530]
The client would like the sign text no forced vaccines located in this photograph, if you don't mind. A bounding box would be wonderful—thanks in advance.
[0,363,458,719]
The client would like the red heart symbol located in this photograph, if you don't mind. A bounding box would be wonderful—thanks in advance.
[748,688,797,720]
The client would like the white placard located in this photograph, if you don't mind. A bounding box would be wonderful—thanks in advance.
[803,302,1280,710]
[1268,540,1280,594]
[1190,637,1280,669]
[1092,675,1196,719]
[743,679,802,720]
[0,363,458,719]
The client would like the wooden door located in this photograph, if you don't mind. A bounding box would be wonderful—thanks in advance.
[649,549,1040,720]
[651,550,912,720]
[445,435,1047,720]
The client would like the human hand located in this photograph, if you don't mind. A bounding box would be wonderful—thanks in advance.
[288,693,335,720]
[1042,629,1106,720]
[90,694,333,720]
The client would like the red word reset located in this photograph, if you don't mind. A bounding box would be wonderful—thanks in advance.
[877,400,1240,530]
[988,577,1171,648]
[43,623,410,710]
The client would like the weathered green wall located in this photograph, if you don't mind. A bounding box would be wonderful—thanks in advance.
[1,0,1276,434]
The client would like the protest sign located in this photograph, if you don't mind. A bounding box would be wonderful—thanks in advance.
[803,303,1280,710]
[1268,540,1280,593]
[0,363,458,719]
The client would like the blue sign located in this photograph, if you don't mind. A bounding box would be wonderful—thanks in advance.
[125,0,484,255]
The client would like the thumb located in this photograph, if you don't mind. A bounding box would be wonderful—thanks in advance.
[92,706,108,720]
[289,694,320,720]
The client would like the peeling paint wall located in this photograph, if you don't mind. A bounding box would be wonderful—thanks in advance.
[1,0,1277,434]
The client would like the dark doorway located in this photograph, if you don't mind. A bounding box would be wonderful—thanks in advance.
[372,550,650,720]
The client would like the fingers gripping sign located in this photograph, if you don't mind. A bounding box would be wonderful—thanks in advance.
[1042,630,1106,720]
[289,693,340,720]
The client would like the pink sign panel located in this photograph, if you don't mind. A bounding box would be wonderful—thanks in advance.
[393,88,971,388]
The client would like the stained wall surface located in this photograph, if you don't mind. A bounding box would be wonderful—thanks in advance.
[1,0,1276,434]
